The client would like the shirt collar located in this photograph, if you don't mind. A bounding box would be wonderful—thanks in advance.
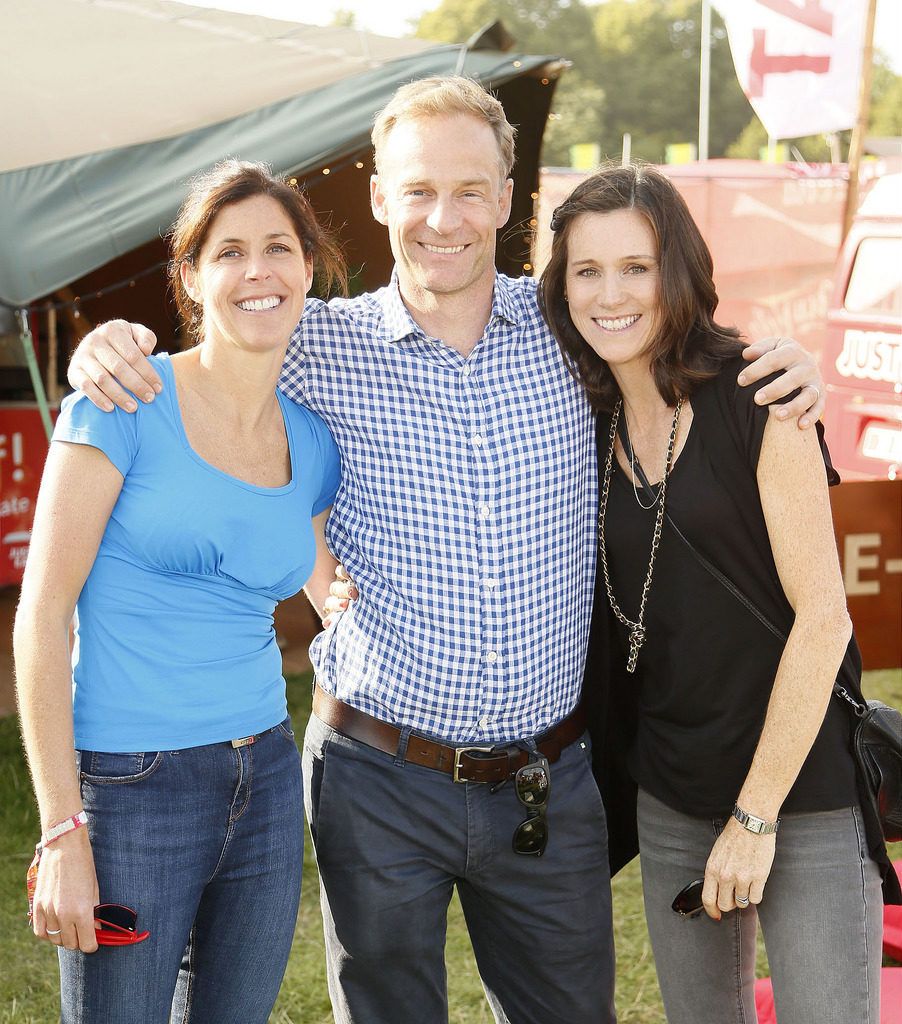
[378,269,523,344]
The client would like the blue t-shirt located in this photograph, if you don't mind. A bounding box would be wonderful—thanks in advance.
[53,353,340,752]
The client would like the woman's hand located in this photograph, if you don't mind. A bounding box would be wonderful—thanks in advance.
[322,564,359,628]
[31,828,101,953]
[700,817,776,920]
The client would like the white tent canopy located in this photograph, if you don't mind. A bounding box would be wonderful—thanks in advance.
[1,0,559,306]
[3,0,435,173]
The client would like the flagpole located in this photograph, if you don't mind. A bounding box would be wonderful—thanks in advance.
[698,0,711,161]
[841,0,878,241]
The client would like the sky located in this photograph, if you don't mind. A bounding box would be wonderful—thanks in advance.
[186,0,902,73]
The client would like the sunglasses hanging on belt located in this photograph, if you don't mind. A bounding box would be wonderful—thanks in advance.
[512,755,551,856]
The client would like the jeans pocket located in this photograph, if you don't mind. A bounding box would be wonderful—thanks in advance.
[275,717,297,744]
[79,750,164,785]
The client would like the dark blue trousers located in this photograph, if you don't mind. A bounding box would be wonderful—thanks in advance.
[303,711,616,1024]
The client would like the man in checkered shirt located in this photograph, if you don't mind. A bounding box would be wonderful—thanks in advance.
[68,76,823,1024]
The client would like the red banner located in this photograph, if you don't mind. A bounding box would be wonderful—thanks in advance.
[0,405,52,586]
[712,0,867,138]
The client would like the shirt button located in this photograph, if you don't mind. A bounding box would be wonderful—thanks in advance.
[479,504,491,518]
[486,651,499,664]
[483,578,498,591]
[473,433,484,446]
[478,715,492,728]
[462,364,473,377]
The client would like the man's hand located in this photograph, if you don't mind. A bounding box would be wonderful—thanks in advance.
[322,565,359,629]
[737,337,825,429]
[67,320,162,412]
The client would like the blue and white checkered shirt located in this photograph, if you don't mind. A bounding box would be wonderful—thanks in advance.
[281,272,597,744]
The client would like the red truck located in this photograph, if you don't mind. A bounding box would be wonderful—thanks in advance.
[822,173,902,480]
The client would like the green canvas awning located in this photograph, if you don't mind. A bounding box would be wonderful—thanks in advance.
[0,0,562,306]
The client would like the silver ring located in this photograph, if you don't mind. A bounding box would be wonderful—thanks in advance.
[735,895,750,907]
[806,384,821,402]
[46,928,62,935]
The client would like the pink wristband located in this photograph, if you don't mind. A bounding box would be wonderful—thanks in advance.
[41,811,88,847]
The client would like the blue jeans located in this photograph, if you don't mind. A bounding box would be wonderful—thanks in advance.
[59,719,303,1024]
[637,789,883,1024]
[302,711,616,1024]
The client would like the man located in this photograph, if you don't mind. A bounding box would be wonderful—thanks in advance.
[67,77,823,1024]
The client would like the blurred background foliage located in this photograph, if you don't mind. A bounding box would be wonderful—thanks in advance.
[406,0,901,166]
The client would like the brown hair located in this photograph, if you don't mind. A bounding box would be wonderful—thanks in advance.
[372,76,516,183]
[538,163,741,411]
[169,159,347,343]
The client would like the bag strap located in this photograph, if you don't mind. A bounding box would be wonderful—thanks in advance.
[613,415,865,717]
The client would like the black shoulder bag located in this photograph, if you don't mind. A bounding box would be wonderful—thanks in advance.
[618,418,902,847]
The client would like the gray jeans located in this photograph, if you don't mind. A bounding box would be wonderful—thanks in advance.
[637,788,883,1024]
[303,711,616,1024]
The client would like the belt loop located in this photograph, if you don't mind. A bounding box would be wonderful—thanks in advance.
[394,726,412,767]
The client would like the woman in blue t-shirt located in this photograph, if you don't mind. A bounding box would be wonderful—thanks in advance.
[15,160,346,1022]
[538,164,889,1024]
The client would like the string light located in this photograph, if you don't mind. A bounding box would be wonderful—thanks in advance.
[0,149,372,317]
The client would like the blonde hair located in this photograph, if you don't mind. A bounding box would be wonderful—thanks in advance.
[371,76,516,181]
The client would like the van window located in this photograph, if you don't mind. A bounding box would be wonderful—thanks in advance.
[844,237,902,317]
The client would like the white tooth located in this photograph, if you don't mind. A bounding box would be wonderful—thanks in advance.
[238,296,280,311]
[423,243,465,254]
[597,314,639,331]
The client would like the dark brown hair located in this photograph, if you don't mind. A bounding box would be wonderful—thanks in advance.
[538,163,741,411]
[169,160,347,343]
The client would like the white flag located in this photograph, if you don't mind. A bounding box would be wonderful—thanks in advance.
[712,0,867,139]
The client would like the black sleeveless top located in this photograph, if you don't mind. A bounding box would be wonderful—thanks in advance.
[600,357,858,818]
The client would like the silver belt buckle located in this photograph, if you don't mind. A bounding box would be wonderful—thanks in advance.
[231,735,257,749]
[452,745,495,783]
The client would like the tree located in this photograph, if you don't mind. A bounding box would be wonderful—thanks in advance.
[415,0,602,165]
[592,0,754,162]
[417,0,599,72]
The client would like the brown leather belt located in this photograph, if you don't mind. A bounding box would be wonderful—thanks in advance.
[312,684,587,784]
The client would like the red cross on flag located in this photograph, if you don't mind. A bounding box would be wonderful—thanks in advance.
[713,0,869,139]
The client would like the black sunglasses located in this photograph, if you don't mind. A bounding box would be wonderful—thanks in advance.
[512,755,550,856]
[671,878,706,918]
[94,903,150,945]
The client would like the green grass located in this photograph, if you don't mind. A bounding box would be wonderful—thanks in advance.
[2,670,899,1022]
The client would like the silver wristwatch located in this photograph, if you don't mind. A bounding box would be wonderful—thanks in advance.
[731,804,779,835]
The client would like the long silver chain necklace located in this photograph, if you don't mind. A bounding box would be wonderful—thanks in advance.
[598,396,683,673]
[623,412,663,510]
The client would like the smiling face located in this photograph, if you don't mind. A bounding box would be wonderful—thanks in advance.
[564,208,661,375]
[180,194,313,353]
[370,113,513,303]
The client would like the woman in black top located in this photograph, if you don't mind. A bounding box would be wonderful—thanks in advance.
[539,164,887,1024]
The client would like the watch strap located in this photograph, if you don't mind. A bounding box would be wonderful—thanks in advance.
[731,803,779,835]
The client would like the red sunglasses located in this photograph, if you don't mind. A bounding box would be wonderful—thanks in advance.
[94,903,150,946]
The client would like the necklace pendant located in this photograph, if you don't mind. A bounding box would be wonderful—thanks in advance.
[626,626,645,673]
